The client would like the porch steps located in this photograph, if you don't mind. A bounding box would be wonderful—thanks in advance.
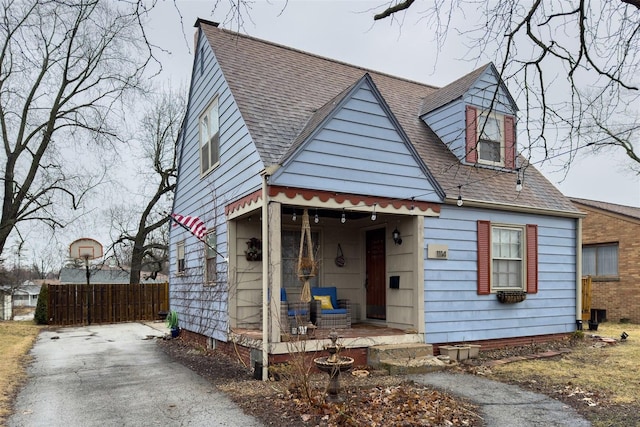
[368,343,450,375]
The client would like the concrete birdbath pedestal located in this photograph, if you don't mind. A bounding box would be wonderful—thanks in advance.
[313,329,354,403]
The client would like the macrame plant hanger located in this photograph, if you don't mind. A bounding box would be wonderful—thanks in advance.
[297,209,316,303]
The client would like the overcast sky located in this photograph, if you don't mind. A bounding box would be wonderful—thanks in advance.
[12,0,640,270]
[147,0,640,208]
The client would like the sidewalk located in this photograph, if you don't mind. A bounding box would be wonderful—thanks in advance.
[410,370,591,426]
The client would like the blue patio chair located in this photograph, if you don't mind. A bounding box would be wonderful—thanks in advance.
[310,286,351,329]
[279,288,310,332]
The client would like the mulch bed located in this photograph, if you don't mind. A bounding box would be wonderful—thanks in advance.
[158,335,635,426]
[158,338,482,426]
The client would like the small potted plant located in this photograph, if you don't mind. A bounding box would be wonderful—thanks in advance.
[166,310,180,338]
[245,237,262,261]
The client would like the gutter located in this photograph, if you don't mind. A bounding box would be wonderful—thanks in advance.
[576,218,583,329]
[444,197,586,219]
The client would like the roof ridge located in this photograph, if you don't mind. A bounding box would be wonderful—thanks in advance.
[203,21,441,90]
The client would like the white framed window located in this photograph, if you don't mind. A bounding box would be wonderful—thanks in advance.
[176,240,185,274]
[583,243,618,278]
[477,111,505,166]
[281,228,320,290]
[491,225,525,291]
[200,97,219,175]
[204,230,218,285]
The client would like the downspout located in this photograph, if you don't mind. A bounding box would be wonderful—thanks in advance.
[576,218,583,330]
[261,170,270,381]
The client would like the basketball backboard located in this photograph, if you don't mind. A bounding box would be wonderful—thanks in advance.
[69,238,103,260]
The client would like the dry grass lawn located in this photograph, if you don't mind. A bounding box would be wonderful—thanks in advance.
[0,321,41,426]
[486,322,640,426]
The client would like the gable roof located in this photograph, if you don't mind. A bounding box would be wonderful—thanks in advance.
[198,21,580,215]
[571,198,640,221]
[419,63,518,116]
[59,268,167,284]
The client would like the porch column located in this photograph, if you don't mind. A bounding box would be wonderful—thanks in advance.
[414,215,425,335]
[268,202,282,344]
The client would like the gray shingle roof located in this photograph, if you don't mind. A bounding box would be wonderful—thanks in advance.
[571,198,640,221]
[200,22,580,214]
[59,268,166,284]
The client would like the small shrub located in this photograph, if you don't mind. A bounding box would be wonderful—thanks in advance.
[34,284,49,325]
[571,330,584,340]
[620,318,631,324]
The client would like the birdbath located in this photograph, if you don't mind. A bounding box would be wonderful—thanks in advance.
[313,329,354,403]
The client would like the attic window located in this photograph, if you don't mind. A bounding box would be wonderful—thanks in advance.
[478,112,504,165]
[200,97,220,176]
[465,105,516,169]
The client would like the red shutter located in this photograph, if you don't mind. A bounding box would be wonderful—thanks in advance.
[477,220,491,295]
[526,224,538,294]
[504,115,515,169]
[465,105,478,163]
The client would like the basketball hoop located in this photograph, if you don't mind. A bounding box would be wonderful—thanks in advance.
[69,238,103,326]
[69,238,103,264]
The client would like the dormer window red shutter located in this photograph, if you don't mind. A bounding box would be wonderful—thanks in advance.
[504,115,516,170]
[477,220,491,295]
[526,224,538,294]
[465,105,478,163]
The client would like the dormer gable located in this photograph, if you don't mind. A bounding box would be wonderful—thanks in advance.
[420,63,519,170]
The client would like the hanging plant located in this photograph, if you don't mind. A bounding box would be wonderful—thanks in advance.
[245,237,262,261]
[297,209,319,303]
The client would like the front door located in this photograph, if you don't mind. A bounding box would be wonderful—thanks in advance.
[366,228,386,320]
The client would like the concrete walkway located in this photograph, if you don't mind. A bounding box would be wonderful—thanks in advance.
[8,323,262,427]
[410,372,591,427]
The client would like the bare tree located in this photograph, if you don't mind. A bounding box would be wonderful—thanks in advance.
[109,88,184,284]
[373,0,640,172]
[0,0,158,258]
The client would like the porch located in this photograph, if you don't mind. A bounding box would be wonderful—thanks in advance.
[225,186,441,349]
[229,323,424,366]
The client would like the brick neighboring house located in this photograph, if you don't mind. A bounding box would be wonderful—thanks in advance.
[572,198,640,323]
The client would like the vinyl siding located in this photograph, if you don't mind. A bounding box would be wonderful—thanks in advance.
[422,67,516,164]
[272,82,440,203]
[170,29,264,341]
[424,206,577,343]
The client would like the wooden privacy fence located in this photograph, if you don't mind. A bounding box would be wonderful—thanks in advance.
[48,282,169,326]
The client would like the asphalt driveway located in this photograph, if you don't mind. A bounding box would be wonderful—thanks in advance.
[8,323,262,427]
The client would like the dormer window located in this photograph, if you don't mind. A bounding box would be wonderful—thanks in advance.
[478,112,504,166]
[465,105,516,169]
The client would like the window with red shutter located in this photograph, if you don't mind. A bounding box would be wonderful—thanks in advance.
[477,221,538,294]
[466,105,517,170]
[526,224,538,294]
[477,220,491,295]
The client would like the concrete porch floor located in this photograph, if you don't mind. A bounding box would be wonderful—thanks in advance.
[229,323,424,356]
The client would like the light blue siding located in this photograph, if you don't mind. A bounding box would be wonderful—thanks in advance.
[170,29,264,341]
[422,66,517,163]
[463,67,515,114]
[424,206,578,344]
[422,102,467,161]
[271,81,441,203]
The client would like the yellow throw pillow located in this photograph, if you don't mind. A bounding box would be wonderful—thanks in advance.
[313,295,334,310]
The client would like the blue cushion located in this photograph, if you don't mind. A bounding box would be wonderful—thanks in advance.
[311,287,338,309]
[281,288,287,302]
[288,309,308,316]
[321,308,347,315]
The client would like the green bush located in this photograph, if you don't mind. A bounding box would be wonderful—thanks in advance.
[34,284,49,325]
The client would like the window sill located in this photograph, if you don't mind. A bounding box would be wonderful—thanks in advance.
[591,276,620,282]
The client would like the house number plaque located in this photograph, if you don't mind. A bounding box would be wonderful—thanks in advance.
[427,244,448,260]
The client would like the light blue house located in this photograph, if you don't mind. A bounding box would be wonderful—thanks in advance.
[170,19,584,373]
